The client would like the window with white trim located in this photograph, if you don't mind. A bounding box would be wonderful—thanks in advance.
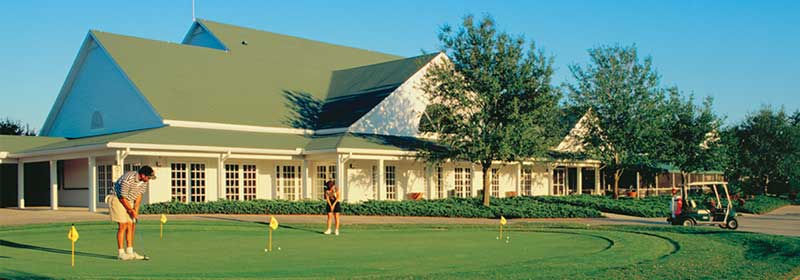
[171,163,188,202]
[491,168,500,197]
[522,167,533,196]
[242,164,257,201]
[455,167,472,198]
[225,164,240,200]
[97,165,113,203]
[190,163,206,202]
[385,165,396,200]
[124,163,142,173]
[314,164,336,200]
[276,165,301,201]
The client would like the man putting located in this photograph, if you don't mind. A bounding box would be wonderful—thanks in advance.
[106,166,156,260]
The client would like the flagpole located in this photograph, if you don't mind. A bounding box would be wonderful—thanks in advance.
[500,224,503,240]
[160,223,163,240]
[268,228,273,252]
[71,241,75,267]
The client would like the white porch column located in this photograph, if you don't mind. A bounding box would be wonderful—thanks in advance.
[549,165,554,196]
[576,167,583,195]
[88,156,97,212]
[217,155,224,201]
[50,160,58,210]
[378,159,385,200]
[472,165,479,197]
[636,171,641,199]
[594,167,601,195]
[302,159,311,199]
[516,164,522,196]
[654,175,659,196]
[336,154,346,201]
[17,161,25,209]
[425,166,433,199]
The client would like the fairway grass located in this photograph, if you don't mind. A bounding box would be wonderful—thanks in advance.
[1,220,798,279]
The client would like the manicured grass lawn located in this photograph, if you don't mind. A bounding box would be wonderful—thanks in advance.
[1,220,798,279]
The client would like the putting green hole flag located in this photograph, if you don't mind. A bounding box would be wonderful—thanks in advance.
[160,214,168,239]
[67,225,79,242]
[500,216,507,225]
[67,225,79,267]
[270,216,279,230]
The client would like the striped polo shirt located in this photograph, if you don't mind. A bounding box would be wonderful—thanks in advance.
[111,171,149,202]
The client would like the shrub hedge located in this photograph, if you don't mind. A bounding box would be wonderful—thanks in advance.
[525,194,791,217]
[527,195,672,218]
[139,194,789,218]
[140,197,602,218]
[737,195,791,214]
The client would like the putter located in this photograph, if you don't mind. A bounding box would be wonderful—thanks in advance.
[134,218,151,260]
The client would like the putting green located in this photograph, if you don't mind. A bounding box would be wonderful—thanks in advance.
[1,220,798,279]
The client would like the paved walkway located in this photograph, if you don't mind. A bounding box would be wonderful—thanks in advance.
[2,206,799,237]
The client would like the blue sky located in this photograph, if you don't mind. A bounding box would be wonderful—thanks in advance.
[1,0,798,131]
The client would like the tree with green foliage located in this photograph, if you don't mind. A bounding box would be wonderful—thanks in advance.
[727,107,800,195]
[0,117,36,136]
[661,89,725,194]
[419,15,561,206]
[566,45,668,199]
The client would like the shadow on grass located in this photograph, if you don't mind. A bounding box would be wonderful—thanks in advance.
[194,215,324,234]
[0,239,116,260]
[0,269,51,280]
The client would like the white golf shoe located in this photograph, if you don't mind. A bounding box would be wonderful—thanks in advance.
[118,252,135,261]
[335,229,339,236]
[130,251,147,260]
[323,229,332,235]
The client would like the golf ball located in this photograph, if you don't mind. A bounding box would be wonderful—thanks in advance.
[278,247,281,251]
[505,240,509,244]
[496,236,499,240]
[264,249,268,252]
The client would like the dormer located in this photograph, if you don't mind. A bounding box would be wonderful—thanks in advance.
[182,20,227,51]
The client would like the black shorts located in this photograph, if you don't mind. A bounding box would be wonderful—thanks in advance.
[326,201,341,213]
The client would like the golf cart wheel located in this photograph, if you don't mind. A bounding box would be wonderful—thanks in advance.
[681,218,695,227]
[726,218,739,230]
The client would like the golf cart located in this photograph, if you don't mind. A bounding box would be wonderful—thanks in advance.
[667,181,739,230]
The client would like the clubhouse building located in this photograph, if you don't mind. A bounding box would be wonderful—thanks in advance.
[0,20,605,211]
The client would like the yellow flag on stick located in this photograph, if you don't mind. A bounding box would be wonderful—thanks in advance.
[269,216,279,230]
[160,214,168,239]
[67,225,79,242]
[500,216,507,225]
[266,216,279,252]
[67,225,79,267]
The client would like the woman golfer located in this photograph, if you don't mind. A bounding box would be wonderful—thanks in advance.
[323,180,341,235]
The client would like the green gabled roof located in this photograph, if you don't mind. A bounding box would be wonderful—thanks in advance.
[0,135,65,154]
[91,20,409,130]
[116,127,309,150]
[12,128,428,155]
[304,133,435,152]
[316,53,438,129]
[339,133,433,151]
[18,127,310,154]
[304,134,344,151]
